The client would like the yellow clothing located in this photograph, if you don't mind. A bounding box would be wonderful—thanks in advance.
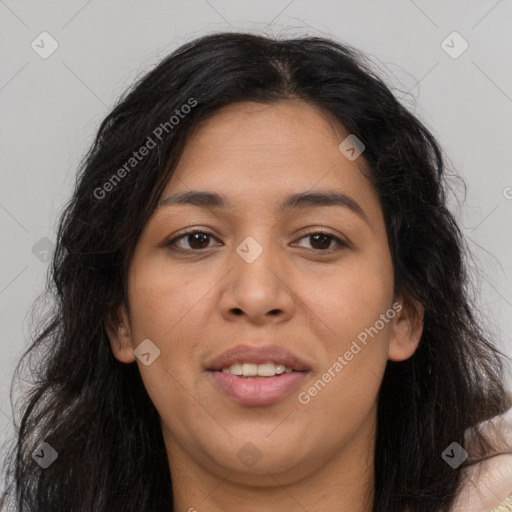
[490,492,512,511]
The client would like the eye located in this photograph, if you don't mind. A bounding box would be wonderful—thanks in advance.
[167,230,219,251]
[292,230,348,252]
[166,229,348,253]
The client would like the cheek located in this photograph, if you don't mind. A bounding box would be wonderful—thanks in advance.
[302,248,394,346]
[297,247,394,412]
[127,251,212,343]
[125,256,211,407]
[297,261,393,435]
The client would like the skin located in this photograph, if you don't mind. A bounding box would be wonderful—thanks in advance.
[452,453,512,511]
[108,99,424,512]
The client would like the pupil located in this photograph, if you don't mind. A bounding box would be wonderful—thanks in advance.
[311,234,330,250]
[190,233,209,249]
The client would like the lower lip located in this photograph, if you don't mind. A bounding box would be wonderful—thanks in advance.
[209,371,308,406]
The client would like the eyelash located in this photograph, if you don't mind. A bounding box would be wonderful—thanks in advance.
[166,229,348,254]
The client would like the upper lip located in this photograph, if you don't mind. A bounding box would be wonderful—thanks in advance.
[206,344,311,372]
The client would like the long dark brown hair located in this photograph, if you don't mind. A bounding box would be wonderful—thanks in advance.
[1,31,511,511]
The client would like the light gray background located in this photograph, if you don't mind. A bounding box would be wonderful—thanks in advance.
[1,0,511,481]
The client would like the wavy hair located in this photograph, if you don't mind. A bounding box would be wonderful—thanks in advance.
[1,31,511,512]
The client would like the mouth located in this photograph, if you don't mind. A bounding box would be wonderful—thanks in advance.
[206,344,311,406]
[206,344,311,372]
[219,362,298,377]
[208,369,309,406]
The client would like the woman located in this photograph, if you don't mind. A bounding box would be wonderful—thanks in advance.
[1,32,511,512]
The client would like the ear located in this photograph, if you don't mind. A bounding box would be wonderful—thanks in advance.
[387,297,424,362]
[106,304,136,364]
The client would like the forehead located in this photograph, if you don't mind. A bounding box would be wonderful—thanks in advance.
[160,100,380,220]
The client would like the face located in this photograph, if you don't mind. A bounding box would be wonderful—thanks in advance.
[108,99,422,488]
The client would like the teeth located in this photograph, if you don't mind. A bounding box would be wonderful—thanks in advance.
[220,362,295,377]
[275,364,286,374]
[242,363,258,376]
[230,363,243,376]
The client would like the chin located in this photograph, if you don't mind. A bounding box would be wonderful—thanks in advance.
[206,443,315,482]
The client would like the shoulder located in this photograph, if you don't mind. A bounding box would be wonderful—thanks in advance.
[490,493,512,512]
[451,405,512,512]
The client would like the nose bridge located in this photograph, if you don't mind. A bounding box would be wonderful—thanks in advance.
[233,230,281,285]
[220,228,295,321]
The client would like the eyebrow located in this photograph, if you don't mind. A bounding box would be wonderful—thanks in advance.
[158,190,370,225]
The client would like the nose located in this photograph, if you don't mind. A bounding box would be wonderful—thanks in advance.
[218,236,296,325]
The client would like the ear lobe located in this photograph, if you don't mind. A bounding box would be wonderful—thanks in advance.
[388,298,424,362]
[106,304,135,364]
